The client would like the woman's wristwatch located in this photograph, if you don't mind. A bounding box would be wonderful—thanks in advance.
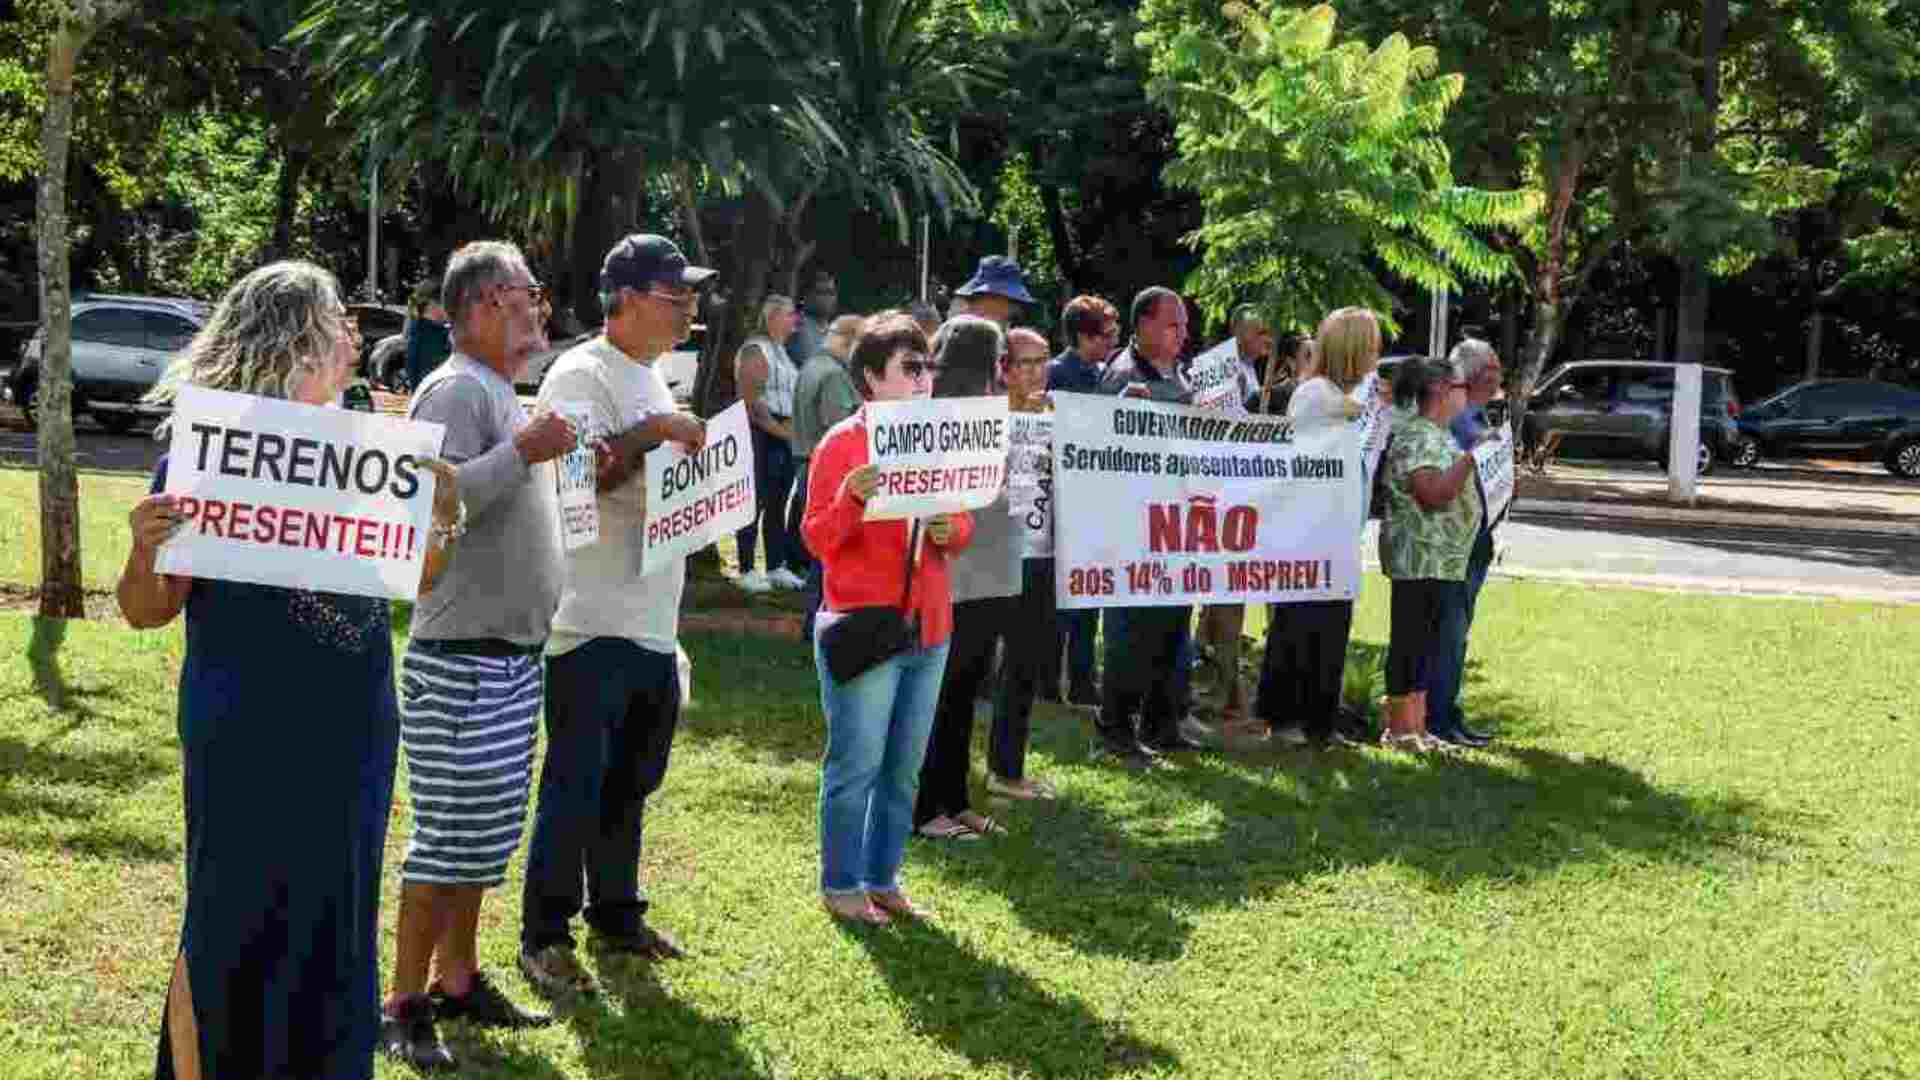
[429,500,467,549]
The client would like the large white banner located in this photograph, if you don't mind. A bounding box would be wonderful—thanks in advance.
[1007,411,1054,558]
[157,384,445,600]
[1052,394,1363,608]
[1473,421,1515,524]
[642,401,756,574]
[862,396,1010,520]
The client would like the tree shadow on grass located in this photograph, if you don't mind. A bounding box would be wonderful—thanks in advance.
[924,696,1790,965]
[0,734,177,861]
[677,630,826,766]
[26,616,130,722]
[853,921,1178,1078]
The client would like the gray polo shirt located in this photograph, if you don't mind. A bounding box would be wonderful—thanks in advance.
[792,353,861,460]
[406,353,563,647]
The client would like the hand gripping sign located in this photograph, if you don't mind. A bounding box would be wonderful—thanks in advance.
[1050,392,1363,609]
[641,401,756,574]
[157,384,446,600]
[861,396,1011,520]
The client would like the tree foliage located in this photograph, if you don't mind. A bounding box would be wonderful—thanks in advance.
[1143,2,1537,333]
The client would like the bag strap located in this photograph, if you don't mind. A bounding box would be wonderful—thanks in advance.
[899,519,923,610]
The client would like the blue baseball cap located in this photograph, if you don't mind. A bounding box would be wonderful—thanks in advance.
[600,234,717,294]
[953,255,1035,305]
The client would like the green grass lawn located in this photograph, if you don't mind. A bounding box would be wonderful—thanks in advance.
[0,467,151,595]
[4,562,1919,1077]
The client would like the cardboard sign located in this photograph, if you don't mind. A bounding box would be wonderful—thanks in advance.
[157,384,445,600]
[1473,421,1516,524]
[1051,394,1362,609]
[642,401,756,574]
[862,396,1010,520]
[552,401,600,550]
[1007,411,1054,558]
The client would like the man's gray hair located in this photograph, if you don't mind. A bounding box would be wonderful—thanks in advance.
[761,293,795,328]
[441,241,527,330]
[1230,303,1266,331]
[1449,338,1498,381]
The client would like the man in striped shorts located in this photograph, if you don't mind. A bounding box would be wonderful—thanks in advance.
[518,234,711,997]
[379,241,578,1072]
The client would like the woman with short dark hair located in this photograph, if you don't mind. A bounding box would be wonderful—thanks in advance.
[804,311,974,925]
[1378,356,1484,752]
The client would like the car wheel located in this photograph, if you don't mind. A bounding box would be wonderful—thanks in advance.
[94,410,139,435]
[1886,438,1920,480]
[1696,439,1715,476]
[1730,437,1760,468]
[382,358,409,393]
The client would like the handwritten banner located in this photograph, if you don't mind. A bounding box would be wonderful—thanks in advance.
[1474,421,1515,524]
[1007,411,1054,558]
[1051,393,1362,609]
[1185,339,1248,412]
[642,401,756,574]
[157,384,445,600]
[862,396,1010,520]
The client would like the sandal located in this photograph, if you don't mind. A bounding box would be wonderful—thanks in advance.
[867,890,934,922]
[821,896,889,926]
[955,812,1007,836]
[1378,731,1433,754]
[916,816,980,841]
[985,775,1057,801]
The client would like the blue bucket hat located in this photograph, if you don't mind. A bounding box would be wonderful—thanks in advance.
[953,255,1035,305]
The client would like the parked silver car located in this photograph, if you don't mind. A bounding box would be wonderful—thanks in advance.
[6,294,209,433]
[1521,360,1749,475]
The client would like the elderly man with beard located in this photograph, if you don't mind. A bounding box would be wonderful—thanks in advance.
[381,241,577,1071]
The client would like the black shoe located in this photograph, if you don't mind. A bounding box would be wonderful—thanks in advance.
[1428,726,1487,749]
[380,996,455,1072]
[430,970,551,1029]
[1090,739,1160,770]
[590,924,686,961]
[1456,722,1494,743]
[1141,733,1207,754]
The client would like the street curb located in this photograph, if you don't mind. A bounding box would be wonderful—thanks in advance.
[1488,564,1920,605]
[1511,497,1915,537]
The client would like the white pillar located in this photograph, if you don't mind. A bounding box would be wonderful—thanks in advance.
[366,156,379,303]
[918,213,930,302]
[1428,286,1449,358]
[1667,362,1703,503]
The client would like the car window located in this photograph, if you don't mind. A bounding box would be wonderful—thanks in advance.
[1835,383,1905,412]
[72,307,147,347]
[1791,385,1855,417]
[142,312,197,353]
[1556,369,1613,401]
[1618,370,1674,403]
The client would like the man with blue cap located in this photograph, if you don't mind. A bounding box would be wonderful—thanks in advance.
[951,255,1034,328]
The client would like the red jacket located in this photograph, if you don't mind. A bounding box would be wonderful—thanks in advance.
[803,408,974,648]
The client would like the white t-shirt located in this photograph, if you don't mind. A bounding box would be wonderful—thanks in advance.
[1286,376,1348,423]
[538,336,684,657]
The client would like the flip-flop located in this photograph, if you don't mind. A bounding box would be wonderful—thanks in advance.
[958,814,1008,836]
[867,890,935,922]
[821,897,890,926]
[916,818,980,841]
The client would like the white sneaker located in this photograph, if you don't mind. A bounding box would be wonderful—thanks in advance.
[737,570,773,594]
[1272,725,1310,747]
[768,567,808,591]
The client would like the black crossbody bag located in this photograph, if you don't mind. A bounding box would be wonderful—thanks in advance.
[820,519,922,684]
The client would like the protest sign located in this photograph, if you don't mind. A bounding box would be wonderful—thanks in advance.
[156,384,445,600]
[642,401,756,574]
[1185,339,1248,412]
[1051,393,1362,609]
[1473,421,1515,524]
[862,396,1010,520]
[1353,371,1392,486]
[552,401,600,550]
[1007,411,1054,558]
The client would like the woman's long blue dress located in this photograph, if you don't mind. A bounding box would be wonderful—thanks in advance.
[152,460,400,1079]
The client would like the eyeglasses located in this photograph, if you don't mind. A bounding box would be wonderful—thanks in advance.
[900,359,943,379]
[1008,354,1050,368]
[498,281,547,306]
[644,287,698,308]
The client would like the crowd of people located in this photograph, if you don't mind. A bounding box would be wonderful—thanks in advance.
[119,234,1510,1078]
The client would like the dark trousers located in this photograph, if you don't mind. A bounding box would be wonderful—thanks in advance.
[1053,607,1098,700]
[1254,599,1355,739]
[915,597,1013,826]
[737,425,800,574]
[522,639,681,951]
[1426,531,1494,730]
[790,457,823,641]
[1098,605,1190,748]
[1386,580,1459,697]
[992,559,1056,781]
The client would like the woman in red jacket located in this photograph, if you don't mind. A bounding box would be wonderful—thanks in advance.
[803,311,973,926]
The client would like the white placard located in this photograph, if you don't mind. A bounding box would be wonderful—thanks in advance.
[1473,421,1515,524]
[157,384,445,600]
[862,396,1010,520]
[1007,411,1054,558]
[1186,339,1247,412]
[1353,371,1392,487]
[553,401,600,550]
[1052,394,1362,609]
[641,401,756,574]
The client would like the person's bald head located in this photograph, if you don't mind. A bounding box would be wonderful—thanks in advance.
[1231,304,1273,364]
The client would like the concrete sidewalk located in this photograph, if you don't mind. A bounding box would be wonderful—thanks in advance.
[1515,461,1917,535]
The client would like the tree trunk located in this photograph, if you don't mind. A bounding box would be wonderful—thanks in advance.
[566,145,648,330]
[1672,0,1727,370]
[36,13,107,620]
[1499,286,1520,377]
[693,189,774,419]
[1039,183,1080,296]
[272,144,310,261]
[1804,308,1823,382]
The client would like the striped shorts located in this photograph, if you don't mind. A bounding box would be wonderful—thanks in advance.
[397,645,542,887]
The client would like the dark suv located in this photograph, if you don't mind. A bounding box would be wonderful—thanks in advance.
[1736,379,1920,478]
[1521,360,1746,475]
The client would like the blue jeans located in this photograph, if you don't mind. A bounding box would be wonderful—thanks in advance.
[815,637,950,896]
[1425,530,1494,730]
[521,639,680,951]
